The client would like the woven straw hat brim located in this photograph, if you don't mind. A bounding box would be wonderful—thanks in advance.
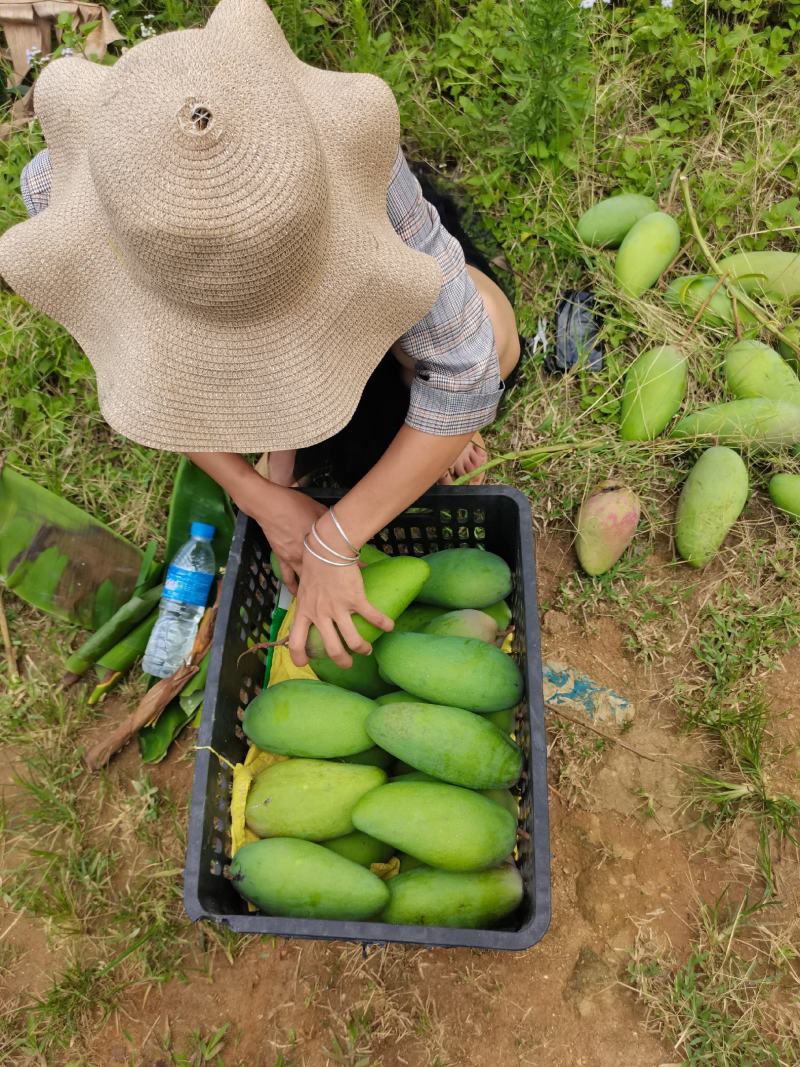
[0,0,443,452]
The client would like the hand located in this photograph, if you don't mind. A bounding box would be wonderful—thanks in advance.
[288,546,393,668]
[247,487,326,594]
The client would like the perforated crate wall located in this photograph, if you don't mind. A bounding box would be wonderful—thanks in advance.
[185,487,550,950]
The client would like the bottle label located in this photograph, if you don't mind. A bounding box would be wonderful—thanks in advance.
[162,564,214,607]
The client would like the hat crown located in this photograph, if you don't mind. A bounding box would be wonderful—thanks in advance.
[87,32,329,315]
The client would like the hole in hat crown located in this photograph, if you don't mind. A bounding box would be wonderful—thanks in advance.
[190,105,213,132]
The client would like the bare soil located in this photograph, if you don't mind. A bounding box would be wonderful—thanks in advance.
[3,534,799,1066]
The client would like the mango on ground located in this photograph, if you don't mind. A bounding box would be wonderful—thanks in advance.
[664,275,756,328]
[374,632,523,712]
[576,193,657,248]
[381,865,524,928]
[575,483,640,576]
[423,608,497,643]
[245,758,386,840]
[675,446,749,568]
[717,250,800,303]
[352,780,517,871]
[417,548,511,609]
[671,398,800,448]
[768,473,800,518]
[243,679,375,757]
[306,556,430,660]
[619,345,687,440]
[230,838,389,920]
[724,339,800,405]
[367,701,523,789]
[615,212,681,297]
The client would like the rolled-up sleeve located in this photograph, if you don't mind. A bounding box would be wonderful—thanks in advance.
[387,149,504,436]
[20,149,53,217]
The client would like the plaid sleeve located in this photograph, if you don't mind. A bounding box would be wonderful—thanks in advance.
[20,149,53,217]
[387,149,504,436]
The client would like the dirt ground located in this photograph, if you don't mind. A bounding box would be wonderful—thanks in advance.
[3,533,799,1066]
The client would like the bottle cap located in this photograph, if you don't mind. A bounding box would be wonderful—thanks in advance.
[191,521,216,540]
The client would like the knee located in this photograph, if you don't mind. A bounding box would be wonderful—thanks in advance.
[498,332,521,382]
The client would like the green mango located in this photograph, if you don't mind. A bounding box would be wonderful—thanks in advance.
[398,853,426,873]
[675,447,749,568]
[423,608,497,643]
[777,323,800,369]
[392,604,445,632]
[576,193,657,248]
[374,632,523,713]
[310,650,394,698]
[381,866,524,928]
[768,473,800,518]
[243,679,375,757]
[418,548,512,609]
[245,759,386,840]
[366,702,523,789]
[664,275,756,328]
[337,745,394,769]
[482,600,512,631]
[619,345,687,440]
[672,399,800,448]
[485,707,516,734]
[324,830,394,867]
[306,556,430,659]
[615,212,681,297]
[376,690,416,705]
[717,251,800,302]
[230,838,389,920]
[352,781,517,871]
[481,788,519,819]
[724,340,800,405]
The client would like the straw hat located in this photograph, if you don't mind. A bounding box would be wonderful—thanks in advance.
[0,0,443,452]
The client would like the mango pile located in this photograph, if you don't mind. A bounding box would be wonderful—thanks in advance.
[573,195,800,575]
[229,548,528,929]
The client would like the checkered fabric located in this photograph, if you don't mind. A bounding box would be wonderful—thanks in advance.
[20,146,503,437]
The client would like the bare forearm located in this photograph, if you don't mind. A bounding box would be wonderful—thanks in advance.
[185,451,274,513]
[324,425,473,548]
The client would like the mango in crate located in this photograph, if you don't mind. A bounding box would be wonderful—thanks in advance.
[382,866,524,928]
[245,759,386,840]
[374,632,523,712]
[352,781,517,871]
[417,548,512,609]
[230,838,389,920]
[243,679,375,758]
[366,701,523,789]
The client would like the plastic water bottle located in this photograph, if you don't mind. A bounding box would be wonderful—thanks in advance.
[142,522,216,678]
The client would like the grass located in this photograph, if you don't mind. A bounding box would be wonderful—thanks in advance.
[2,0,800,1062]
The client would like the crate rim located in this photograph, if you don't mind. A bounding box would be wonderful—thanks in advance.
[184,485,551,951]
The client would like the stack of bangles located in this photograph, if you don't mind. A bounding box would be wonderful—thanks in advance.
[303,507,360,567]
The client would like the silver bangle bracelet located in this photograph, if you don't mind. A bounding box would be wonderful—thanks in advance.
[328,506,359,556]
[303,536,359,567]
[311,520,358,562]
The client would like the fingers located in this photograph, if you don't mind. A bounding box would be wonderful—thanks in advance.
[356,599,394,634]
[288,611,311,667]
[336,613,372,657]
[317,617,352,669]
[279,557,299,596]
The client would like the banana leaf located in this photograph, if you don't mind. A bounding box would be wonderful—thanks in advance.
[165,458,235,572]
[0,463,145,629]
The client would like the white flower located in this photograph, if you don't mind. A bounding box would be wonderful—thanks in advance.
[25,45,41,63]
[579,0,595,8]
[109,7,118,15]
[61,46,74,55]
[144,12,155,17]
[139,23,155,37]
[661,0,673,7]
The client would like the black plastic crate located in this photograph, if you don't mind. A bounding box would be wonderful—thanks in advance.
[184,486,551,950]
